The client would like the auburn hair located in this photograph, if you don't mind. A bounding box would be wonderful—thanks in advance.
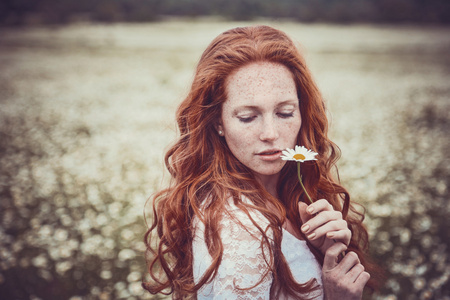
[143,25,379,299]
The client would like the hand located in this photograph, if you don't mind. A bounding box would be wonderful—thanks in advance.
[322,242,370,300]
[298,199,351,255]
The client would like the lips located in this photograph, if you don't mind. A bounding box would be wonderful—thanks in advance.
[258,150,281,155]
[256,149,282,161]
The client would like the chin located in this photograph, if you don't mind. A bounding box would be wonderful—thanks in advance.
[253,169,283,178]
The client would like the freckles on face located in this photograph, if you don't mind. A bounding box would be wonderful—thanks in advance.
[220,61,302,182]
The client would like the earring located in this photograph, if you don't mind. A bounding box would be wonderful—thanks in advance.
[218,130,223,136]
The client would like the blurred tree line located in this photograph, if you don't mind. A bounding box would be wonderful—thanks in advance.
[1,0,449,25]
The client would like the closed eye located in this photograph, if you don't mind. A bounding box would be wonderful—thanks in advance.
[238,116,256,123]
[278,112,294,118]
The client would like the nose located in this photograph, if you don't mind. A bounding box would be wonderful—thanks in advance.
[259,117,279,141]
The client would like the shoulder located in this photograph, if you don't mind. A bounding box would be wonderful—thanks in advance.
[194,196,272,238]
[193,195,274,256]
[223,196,272,236]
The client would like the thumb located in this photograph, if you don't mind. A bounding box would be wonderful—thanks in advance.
[298,201,312,224]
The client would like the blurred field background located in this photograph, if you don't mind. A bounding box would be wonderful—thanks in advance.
[1,3,450,300]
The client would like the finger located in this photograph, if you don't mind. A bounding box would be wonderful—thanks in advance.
[301,211,343,236]
[346,263,365,283]
[308,227,351,245]
[344,270,370,299]
[323,242,348,271]
[326,229,351,246]
[355,271,371,286]
[306,199,333,215]
[298,201,312,225]
[305,220,348,242]
[338,251,360,273]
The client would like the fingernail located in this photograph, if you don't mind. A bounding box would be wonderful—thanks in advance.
[307,233,316,240]
[327,232,334,238]
[307,206,314,214]
[301,224,310,232]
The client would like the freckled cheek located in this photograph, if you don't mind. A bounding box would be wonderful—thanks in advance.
[225,129,254,158]
[286,122,300,132]
[228,132,252,149]
[283,120,301,143]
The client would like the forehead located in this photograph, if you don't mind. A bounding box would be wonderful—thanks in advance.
[224,61,297,104]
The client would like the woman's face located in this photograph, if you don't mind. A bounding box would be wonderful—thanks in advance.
[219,61,302,186]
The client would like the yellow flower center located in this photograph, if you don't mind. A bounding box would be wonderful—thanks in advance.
[293,154,306,160]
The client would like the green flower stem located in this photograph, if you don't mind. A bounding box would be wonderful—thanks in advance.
[296,161,344,260]
[297,161,313,204]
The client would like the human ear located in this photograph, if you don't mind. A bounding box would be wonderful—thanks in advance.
[215,123,225,136]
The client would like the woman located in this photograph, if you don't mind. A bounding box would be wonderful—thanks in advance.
[144,25,378,299]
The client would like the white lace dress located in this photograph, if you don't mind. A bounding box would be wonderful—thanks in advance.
[192,200,324,300]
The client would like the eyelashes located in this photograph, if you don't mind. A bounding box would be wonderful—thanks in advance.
[238,116,256,123]
[238,112,294,123]
[278,112,294,118]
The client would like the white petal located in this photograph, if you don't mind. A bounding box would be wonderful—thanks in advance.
[287,148,296,155]
[281,150,291,156]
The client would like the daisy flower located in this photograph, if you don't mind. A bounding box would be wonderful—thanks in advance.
[282,146,343,256]
[281,145,318,162]
[281,146,318,204]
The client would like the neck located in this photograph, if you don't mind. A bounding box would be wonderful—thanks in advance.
[255,173,280,198]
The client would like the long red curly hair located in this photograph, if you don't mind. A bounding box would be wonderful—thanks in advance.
[143,25,379,299]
